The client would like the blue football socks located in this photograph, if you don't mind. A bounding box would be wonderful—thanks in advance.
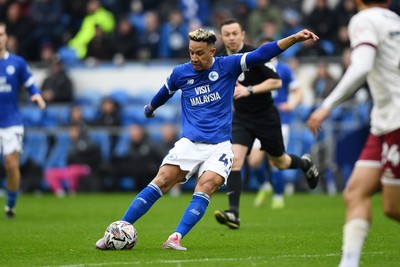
[6,191,18,209]
[271,171,284,195]
[121,183,162,224]
[175,192,210,238]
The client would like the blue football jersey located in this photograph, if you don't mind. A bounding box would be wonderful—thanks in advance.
[271,60,299,124]
[166,55,245,143]
[0,53,38,127]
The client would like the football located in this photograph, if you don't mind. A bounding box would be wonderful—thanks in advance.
[103,220,138,250]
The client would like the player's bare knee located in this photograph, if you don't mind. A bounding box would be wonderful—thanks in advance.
[152,173,174,193]
[232,157,245,171]
[5,162,19,172]
[196,179,223,195]
[5,157,19,171]
[342,185,358,205]
[271,159,288,170]
[270,155,290,170]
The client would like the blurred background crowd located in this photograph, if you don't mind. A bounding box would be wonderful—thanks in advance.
[1,0,398,196]
[3,0,398,64]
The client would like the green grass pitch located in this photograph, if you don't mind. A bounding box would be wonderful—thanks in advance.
[0,192,398,267]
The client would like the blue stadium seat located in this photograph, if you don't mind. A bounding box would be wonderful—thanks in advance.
[45,131,71,169]
[89,130,111,160]
[20,106,43,127]
[148,125,162,142]
[156,104,180,124]
[119,176,136,191]
[74,90,103,106]
[121,105,148,126]
[113,131,130,157]
[41,105,71,128]
[130,90,156,105]
[292,105,312,123]
[57,46,81,67]
[329,106,344,121]
[20,132,49,168]
[80,105,99,123]
[108,89,131,107]
[357,102,371,125]
[302,130,315,155]
[286,126,303,156]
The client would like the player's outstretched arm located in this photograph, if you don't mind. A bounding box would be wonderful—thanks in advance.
[31,94,46,109]
[277,29,319,51]
[245,30,318,70]
[144,85,174,118]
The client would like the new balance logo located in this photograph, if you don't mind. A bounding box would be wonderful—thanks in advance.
[187,79,194,84]
[137,197,147,204]
[189,209,200,215]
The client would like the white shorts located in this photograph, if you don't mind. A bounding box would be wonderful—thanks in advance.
[0,126,24,155]
[253,124,290,149]
[161,137,234,184]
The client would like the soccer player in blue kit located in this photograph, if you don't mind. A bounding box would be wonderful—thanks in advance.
[0,23,46,218]
[96,27,318,251]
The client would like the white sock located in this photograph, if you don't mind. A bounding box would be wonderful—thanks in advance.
[260,182,271,191]
[339,218,370,267]
[272,194,284,202]
[171,232,182,241]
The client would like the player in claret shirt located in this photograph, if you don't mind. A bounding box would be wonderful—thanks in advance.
[307,0,400,266]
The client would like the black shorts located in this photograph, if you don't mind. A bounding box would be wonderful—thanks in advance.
[232,107,285,157]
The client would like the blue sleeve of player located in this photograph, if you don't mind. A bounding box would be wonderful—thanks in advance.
[150,68,179,109]
[19,58,40,95]
[244,41,284,70]
[150,85,173,109]
[219,54,246,77]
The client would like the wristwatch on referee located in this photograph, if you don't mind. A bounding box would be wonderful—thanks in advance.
[247,85,254,95]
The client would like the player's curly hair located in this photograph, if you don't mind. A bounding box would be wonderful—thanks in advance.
[188,28,217,45]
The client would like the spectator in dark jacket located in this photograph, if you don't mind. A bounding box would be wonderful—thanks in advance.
[110,124,163,191]
[41,57,74,103]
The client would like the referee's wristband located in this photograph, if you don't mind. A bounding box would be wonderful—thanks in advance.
[247,85,254,94]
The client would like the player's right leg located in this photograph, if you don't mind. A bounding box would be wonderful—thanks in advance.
[338,165,380,267]
[380,129,400,222]
[2,126,24,219]
[214,144,247,229]
[96,164,185,250]
[164,141,232,250]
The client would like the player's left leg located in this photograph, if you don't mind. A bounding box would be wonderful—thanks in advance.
[163,171,224,250]
[4,152,20,218]
[260,123,320,190]
[338,165,380,267]
[269,153,319,190]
